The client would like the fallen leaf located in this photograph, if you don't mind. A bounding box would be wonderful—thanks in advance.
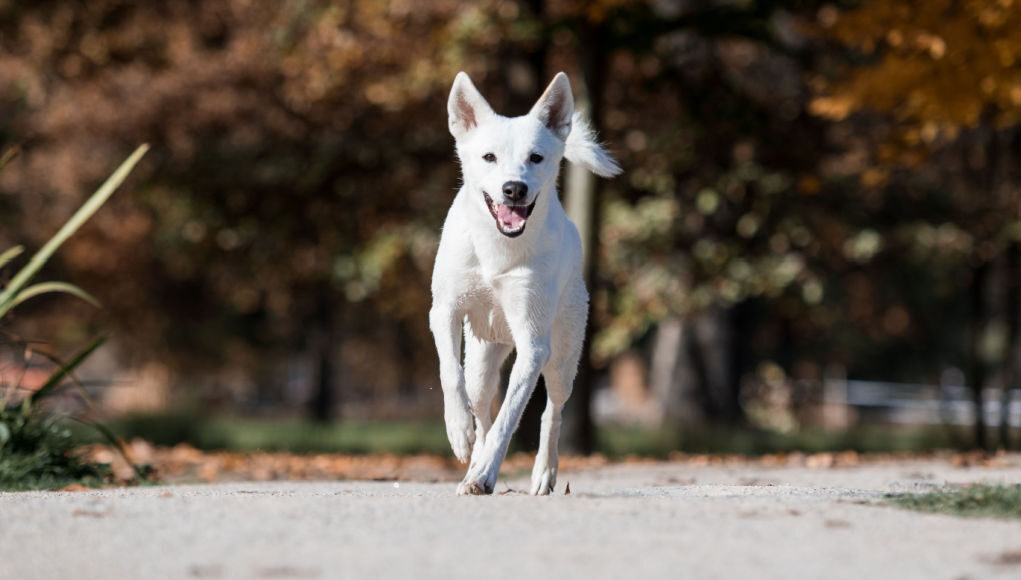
[564,482,571,495]
[55,484,91,492]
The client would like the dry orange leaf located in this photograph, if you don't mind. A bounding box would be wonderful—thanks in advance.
[54,484,91,492]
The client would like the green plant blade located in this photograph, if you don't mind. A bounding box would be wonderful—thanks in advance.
[0,246,24,271]
[27,336,106,405]
[0,144,148,319]
[31,348,99,410]
[6,281,100,311]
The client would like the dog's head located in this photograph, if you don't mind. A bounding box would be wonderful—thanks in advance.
[447,72,575,238]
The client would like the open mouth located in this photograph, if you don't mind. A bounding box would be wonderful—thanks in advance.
[484,191,537,238]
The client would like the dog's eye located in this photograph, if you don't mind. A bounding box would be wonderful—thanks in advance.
[529,153,544,164]
[483,153,497,163]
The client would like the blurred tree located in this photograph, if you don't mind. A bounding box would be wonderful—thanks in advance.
[580,0,835,428]
[814,0,1021,449]
[0,0,1013,454]
[0,0,496,416]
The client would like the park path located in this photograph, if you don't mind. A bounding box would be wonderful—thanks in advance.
[2,456,1020,579]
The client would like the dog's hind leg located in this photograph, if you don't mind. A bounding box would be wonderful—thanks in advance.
[430,306,474,463]
[529,367,573,495]
[528,279,587,495]
[463,329,512,468]
[530,312,584,495]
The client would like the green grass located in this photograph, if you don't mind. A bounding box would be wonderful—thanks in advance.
[0,408,112,491]
[887,484,1021,519]
[74,414,452,455]
[596,423,965,457]
[77,412,970,457]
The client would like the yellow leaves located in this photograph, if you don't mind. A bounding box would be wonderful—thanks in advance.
[981,76,998,96]
[860,168,888,189]
[814,0,1021,169]
[885,29,903,47]
[809,95,854,121]
[797,175,823,195]
[1010,85,1021,105]
[919,122,940,144]
[973,0,1015,28]
[364,82,394,107]
[916,32,946,60]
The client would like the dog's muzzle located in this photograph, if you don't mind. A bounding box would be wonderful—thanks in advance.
[484,191,537,238]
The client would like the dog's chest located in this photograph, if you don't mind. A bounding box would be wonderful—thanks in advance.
[460,279,513,344]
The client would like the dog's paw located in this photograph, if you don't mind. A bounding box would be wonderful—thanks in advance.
[456,460,497,496]
[530,468,557,496]
[456,477,494,496]
[444,404,475,463]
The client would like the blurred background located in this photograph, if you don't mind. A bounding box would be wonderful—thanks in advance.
[1,0,1019,458]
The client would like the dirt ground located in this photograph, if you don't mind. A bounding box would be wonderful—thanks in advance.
[2,453,1021,579]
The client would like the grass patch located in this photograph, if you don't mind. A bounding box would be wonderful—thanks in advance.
[0,407,111,491]
[596,424,965,457]
[82,412,970,458]
[199,418,450,455]
[74,414,452,455]
[886,484,1021,519]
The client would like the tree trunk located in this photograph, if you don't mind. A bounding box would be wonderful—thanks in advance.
[307,286,337,423]
[688,309,741,423]
[650,317,705,426]
[969,262,989,450]
[562,20,609,454]
[1000,242,1020,450]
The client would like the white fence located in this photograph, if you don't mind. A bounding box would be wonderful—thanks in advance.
[825,378,1021,427]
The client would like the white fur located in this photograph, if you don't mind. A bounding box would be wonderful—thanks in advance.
[566,112,622,178]
[431,71,622,495]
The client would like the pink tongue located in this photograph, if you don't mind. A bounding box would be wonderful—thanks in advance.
[496,204,528,229]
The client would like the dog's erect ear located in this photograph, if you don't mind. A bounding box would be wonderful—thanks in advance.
[448,72,494,140]
[529,72,574,141]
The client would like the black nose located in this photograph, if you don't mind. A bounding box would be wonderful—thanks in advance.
[502,181,528,203]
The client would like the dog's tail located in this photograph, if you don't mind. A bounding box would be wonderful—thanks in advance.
[565,112,622,178]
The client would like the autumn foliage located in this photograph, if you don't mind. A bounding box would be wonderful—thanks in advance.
[0,1,1018,450]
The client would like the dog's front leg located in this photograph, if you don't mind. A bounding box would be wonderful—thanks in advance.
[458,334,551,496]
[429,305,474,463]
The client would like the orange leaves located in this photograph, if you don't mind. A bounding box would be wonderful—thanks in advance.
[815,0,1021,136]
[81,442,614,485]
[808,95,854,121]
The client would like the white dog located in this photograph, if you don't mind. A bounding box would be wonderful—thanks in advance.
[430,71,621,495]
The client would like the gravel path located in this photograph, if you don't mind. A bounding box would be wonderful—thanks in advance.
[3,457,1021,579]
